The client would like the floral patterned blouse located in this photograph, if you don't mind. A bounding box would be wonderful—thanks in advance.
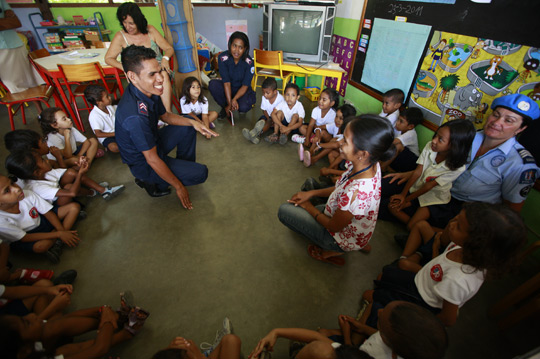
[324,162,382,251]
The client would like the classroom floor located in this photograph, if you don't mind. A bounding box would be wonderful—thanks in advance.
[0,85,538,359]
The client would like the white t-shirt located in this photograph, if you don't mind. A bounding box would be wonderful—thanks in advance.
[325,122,340,138]
[415,243,485,308]
[411,142,466,207]
[311,107,336,127]
[88,105,116,144]
[261,92,284,117]
[180,96,209,116]
[360,332,402,359]
[397,129,419,156]
[24,168,67,204]
[0,190,53,242]
[46,128,87,160]
[0,284,7,307]
[275,100,305,124]
[324,162,381,251]
[380,109,401,136]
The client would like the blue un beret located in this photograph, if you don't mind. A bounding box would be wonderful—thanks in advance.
[491,94,540,121]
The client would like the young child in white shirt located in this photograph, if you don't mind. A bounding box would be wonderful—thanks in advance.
[180,76,218,139]
[0,175,80,263]
[266,83,305,145]
[379,88,404,135]
[84,85,119,153]
[39,107,103,168]
[243,77,284,144]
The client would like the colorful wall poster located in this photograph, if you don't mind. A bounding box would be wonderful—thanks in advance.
[409,31,540,128]
[325,34,356,97]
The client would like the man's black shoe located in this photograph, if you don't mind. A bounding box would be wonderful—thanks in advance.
[135,178,171,197]
[218,108,227,119]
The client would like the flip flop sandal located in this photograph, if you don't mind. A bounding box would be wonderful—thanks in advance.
[96,149,106,158]
[298,143,304,161]
[303,151,311,167]
[308,245,345,266]
[124,306,150,336]
[117,291,134,327]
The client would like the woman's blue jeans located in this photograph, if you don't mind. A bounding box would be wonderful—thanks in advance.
[277,203,343,252]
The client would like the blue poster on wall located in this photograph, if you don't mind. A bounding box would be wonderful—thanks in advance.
[361,18,431,95]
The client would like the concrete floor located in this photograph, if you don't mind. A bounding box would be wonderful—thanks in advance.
[1,87,538,358]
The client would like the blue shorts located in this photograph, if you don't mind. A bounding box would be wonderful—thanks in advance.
[102,137,117,148]
[280,119,300,135]
[73,143,83,156]
[10,212,55,253]
[0,299,30,316]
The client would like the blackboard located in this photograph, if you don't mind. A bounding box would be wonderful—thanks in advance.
[351,0,540,98]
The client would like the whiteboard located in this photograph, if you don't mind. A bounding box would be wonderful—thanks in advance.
[361,18,431,94]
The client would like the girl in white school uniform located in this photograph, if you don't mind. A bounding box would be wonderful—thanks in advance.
[38,108,103,169]
[180,77,218,139]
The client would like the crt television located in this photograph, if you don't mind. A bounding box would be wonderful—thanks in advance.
[263,4,335,64]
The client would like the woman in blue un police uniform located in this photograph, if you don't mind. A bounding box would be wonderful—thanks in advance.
[430,94,540,228]
[208,31,256,120]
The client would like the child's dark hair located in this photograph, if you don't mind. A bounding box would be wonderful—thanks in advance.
[401,107,423,127]
[5,150,39,180]
[336,345,374,359]
[340,115,355,134]
[338,104,356,120]
[38,107,62,139]
[261,77,278,91]
[383,88,405,104]
[347,115,396,164]
[285,82,300,97]
[84,84,107,107]
[117,2,148,35]
[462,202,527,278]
[321,87,339,110]
[181,76,206,106]
[152,348,188,359]
[228,31,250,61]
[435,119,475,170]
[4,129,42,152]
[385,301,448,359]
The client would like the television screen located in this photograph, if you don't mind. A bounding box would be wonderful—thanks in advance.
[271,9,323,56]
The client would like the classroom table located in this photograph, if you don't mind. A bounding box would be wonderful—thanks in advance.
[33,48,123,130]
[281,61,346,92]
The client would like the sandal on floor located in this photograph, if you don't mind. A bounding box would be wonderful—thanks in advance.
[96,149,105,158]
[297,143,304,161]
[117,291,134,327]
[303,151,311,167]
[307,245,345,266]
[124,306,150,336]
[265,133,279,144]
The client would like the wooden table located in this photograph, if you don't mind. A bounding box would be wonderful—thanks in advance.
[281,61,346,92]
[33,48,123,130]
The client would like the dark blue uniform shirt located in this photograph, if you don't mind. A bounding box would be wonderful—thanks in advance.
[218,50,254,92]
[115,83,167,168]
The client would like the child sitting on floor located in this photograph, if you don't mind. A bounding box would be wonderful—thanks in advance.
[39,107,103,168]
[4,129,66,169]
[379,89,404,134]
[383,119,475,230]
[243,77,284,144]
[380,108,423,173]
[293,87,339,147]
[0,174,80,263]
[365,202,527,327]
[266,83,305,145]
[0,291,148,359]
[318,301,448,359]
[84,84,120,153]
[301,103,357,167]
[180,76,219,139]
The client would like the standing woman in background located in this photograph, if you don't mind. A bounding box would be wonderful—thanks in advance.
[105,2,175,113]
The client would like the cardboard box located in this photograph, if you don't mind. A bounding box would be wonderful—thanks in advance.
[85,34,100,42]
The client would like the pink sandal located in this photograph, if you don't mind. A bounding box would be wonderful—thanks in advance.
[95,149,105,158]
[298,143,304,161]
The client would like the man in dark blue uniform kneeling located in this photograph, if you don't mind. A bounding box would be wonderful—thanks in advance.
[115,45,217,209]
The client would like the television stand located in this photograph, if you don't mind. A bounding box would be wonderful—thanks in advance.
[281,60,346,92]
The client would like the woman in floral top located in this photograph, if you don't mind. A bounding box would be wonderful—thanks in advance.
[278,115,395,266]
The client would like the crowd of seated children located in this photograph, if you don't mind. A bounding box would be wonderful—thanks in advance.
[180,76,219,138]
[379,89,404,134]
[302,103,357,168]
[264,82,305,145]
[380,119,475,230]
[39,107,103,168]
[84,84,120,153]
[380,107,423,173]
[5,129,66,169]
[365,202,526,328]
[242,77,284,145]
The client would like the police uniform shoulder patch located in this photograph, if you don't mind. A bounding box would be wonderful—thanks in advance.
[519,169,537,184]
[220,54,229,62]
[138,101,148,116]
[245,57,252,65]
[520,185,532,197]
[491,155,506,167]
[517,148,536,165]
